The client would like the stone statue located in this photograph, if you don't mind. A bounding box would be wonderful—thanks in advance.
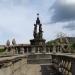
[30,14,46,46]
[33,14,43,39]
[39,24,43,39]
[36,13,40,24]
[33,24,37,39]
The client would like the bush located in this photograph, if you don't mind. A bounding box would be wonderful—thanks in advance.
[70,43,75,53]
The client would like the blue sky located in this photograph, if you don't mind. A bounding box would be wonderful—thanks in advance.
[0,0,75,44]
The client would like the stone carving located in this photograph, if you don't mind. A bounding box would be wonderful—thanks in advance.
[33,24,37,39]
[39,24,43,39]
[30,14,46,55]
[36,13,40,24]
[33,14,43,39]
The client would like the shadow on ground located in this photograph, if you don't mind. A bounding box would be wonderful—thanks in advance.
[40,65,62,75]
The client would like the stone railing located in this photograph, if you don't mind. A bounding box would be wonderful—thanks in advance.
[51,53,75,75]
[5,44,69,54]
[0,55,27,75]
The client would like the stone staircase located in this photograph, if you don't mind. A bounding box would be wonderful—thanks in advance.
[27,53,52,64]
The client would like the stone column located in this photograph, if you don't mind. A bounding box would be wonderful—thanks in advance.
[26,48,29,54]
[57,45,59,53]
[53,45,56,53]
[10,47,13,55]
[15,47,18,54]
[49,46,52,53]
[59,45,63,53]
[37,47,40,53]
[43,45,46,53]
[20,47,25,54]
[13,47,16,55]
[48,47,50,53]
[31,47,36,53]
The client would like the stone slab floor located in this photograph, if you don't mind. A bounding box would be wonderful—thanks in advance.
[23,64,41,75]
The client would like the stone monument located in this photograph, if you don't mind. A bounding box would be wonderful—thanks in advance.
[30,13,46,53]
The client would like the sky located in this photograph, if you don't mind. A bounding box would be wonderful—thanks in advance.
[0,0,75,44]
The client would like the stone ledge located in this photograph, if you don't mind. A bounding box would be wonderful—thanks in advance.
[0,54,27,68]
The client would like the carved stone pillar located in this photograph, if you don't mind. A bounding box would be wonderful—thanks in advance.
[10,47,15,55]
[59,45,63,53]
[15,47,18,54]
[26,47,29,54]
[37,47,40,53]
[31,47,36,53]
[53,45,56,53]
[13,47,16,54]
[43,45,46,53]
[48,47,50,53]
[20,47,24,54]
[57,46,60,53]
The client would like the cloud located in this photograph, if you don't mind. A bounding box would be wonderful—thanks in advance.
[63,21,75,31]
[50,0,75,23]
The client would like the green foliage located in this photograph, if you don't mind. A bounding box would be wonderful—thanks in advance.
[70,43,75,53]
[70,43,75,49]
[46,40,57,45]
[0,48,5,52]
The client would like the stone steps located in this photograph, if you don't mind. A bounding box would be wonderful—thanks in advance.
[27,54,52,64]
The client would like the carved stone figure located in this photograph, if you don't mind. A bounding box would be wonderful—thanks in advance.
[30,13,45,46]
[33,24,37,39]
[39,24,43,39]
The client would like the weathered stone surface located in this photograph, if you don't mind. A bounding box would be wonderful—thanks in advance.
[0,54,42,75]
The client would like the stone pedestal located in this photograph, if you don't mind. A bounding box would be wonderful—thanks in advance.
[30,39,46,53]
[31,47,36,54]
[30,39,45,46]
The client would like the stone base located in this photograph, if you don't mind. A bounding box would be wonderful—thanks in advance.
[30,39,46,45]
